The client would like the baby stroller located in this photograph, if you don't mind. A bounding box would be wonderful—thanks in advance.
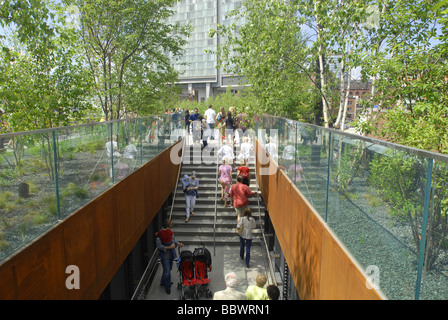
[193,245,213,299]
[177,248,196,300]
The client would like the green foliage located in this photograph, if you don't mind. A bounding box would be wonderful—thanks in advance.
[368,151,448,271]
[210,0,317,122]
[58,0,191,120]
[0,191,16,213]
[40,195,58,216]
[64,182,89,199]
[331,141,365,193]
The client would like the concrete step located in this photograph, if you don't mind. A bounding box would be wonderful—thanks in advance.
[178,235,262,247]
[170,208,265,221]
[171,202,263,212]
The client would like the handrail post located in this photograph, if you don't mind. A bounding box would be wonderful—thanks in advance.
[52,130,61,220]
[213,134,220,256]
[415,158,434,300]
[325,132,332,223]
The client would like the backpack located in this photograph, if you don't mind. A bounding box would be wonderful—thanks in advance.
[193,247,212,267]
[180,250,194,262]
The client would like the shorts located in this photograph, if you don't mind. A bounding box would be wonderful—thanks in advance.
[234,206,247,216]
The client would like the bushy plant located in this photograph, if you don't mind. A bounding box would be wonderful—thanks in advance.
[368,151,448,271]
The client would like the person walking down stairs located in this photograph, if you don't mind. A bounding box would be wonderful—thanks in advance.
[182,171,199,223]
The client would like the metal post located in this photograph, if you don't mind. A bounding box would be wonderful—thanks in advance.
[139,119,143,165]
[109,122,115,183]
[325,132,332,223]
[294,124,298,184]
[283,258,289,300]
[52,130,61,220]
[415,158,434,300]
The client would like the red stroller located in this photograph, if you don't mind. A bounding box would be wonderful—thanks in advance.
[193,245,213,299]
[177,249,196,300]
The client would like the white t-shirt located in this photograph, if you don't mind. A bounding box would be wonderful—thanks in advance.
[218,145,235,162]
[204,108,216,124]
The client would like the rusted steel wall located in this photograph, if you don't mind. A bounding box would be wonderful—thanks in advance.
[0,141,182,300]
[255,140,384,300]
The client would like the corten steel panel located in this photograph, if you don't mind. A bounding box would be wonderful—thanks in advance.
[320,228,383,300]
[94,190,119,292]
[0,263,17,299]
[0,141,182,300]
[255,140,383,300]
[14,227,67,299]
[132,173,146,229]
[63,205,98,300]
[116,177,136,261]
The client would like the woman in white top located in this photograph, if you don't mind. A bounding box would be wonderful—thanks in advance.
[237,208,256,268]
[237,137,254,166]
[217,142,235,164]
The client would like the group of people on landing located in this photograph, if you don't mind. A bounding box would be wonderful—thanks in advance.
[184,105,251,149]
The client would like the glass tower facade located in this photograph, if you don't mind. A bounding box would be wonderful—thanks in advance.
[168,0,245,100]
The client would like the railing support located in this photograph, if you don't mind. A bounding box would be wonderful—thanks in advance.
[415,158,434,300]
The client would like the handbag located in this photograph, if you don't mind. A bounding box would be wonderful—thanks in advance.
[236,218,244,236]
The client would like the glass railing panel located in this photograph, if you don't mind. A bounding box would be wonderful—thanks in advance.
[0,114,183,264]
[294,123,327,219]
[419,160,448,300]
[113,120,138,183]
[141,116,163,162]
[327,134,428,300]
[57,123,110,218]
[0,131,58,261]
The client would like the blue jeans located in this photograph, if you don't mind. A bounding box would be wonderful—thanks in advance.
[239,236,253,266]
[208,123,215,139]
[160,258,173,289]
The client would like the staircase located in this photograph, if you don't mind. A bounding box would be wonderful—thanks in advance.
[170,138,265,247]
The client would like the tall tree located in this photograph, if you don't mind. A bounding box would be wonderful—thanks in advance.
[354,0,446,153]
[211,0,316,122]
[61,0,190,120]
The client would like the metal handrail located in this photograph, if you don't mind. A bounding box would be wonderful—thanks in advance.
[251,131,278,287]
[169,136,186,220]
[213,135,220,256]
[133,133,186,300]
[131,246,160,300]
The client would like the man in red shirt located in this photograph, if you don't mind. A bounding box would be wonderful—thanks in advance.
[237,165,250,186]
[230,175,256,222]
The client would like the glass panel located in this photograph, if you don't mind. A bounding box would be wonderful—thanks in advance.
[259,115,448,300]
[327,135,427,300]
[57,123,110,218]
[419,160,448,300]
[0,114,181,264]
[294,123,327,219]
[141,116,160,162]
[0,131,58,261]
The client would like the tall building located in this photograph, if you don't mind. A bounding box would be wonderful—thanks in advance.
[168,0,246,102]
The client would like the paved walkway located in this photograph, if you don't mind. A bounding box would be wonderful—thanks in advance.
[145,243,270,300]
